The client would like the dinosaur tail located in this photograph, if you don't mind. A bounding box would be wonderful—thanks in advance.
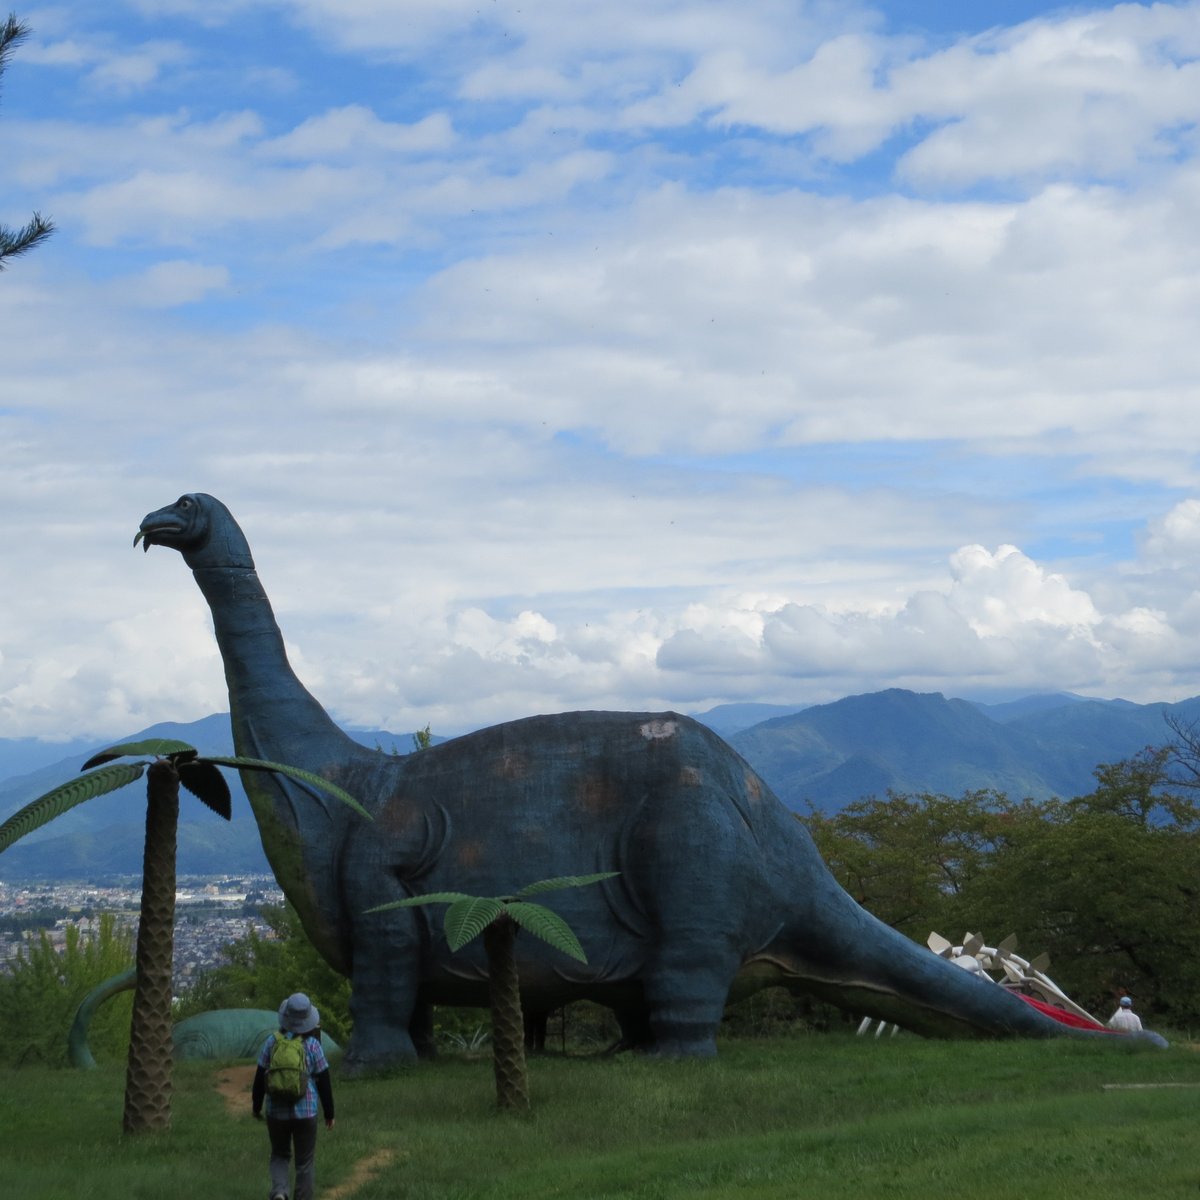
[68,967,136,1069]
[782,882,1168,1047]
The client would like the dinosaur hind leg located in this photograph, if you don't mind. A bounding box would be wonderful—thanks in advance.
[641,948,741,1058]
[410,1000,437,1061]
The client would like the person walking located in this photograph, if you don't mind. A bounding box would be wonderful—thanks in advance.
[1107,995,1144,1033]
[252,993,335,1200]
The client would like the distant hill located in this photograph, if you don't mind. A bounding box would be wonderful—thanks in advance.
[728,689,1200,813]
[0,734,97,782]
[0,713,432,881]
[689,702,808,737]
[968,692,1094,723]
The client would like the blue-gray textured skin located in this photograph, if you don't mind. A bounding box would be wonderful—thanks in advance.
[139,494,1166,1072]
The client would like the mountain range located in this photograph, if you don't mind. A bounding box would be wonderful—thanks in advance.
[0,715,421,880]
[2,690,1197,880]
[725,689,1200,812]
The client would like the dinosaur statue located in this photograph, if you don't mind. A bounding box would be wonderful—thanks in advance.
[68,968,341,1067]
[137,493,1166,1070]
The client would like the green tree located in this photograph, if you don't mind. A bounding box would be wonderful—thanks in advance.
[0,15,53,269]
[802,789,1016,939]
[0,913,134,1067]
[368,873,616,1110]
[1084,745,1200,828]
[803,755,1200,1026]
[411,723,433,752]
[0,739,368,1133]
[963,751,1200,1023]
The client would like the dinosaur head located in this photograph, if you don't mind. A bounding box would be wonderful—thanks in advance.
[137,493,254,570]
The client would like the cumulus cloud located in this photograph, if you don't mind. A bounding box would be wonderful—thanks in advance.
[1138,499,1200,568]
[652,538,1196,706]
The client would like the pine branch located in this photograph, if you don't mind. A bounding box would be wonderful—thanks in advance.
[0,14,32,77]
[0,213,55,270]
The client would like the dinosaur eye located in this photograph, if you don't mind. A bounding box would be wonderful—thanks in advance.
[178,497,192,510]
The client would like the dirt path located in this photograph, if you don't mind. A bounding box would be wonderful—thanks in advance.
[213,1066,400,1196]
[215,1064,257,1116]
[322,1149,398,1199]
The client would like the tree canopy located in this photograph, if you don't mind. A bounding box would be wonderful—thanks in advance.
[802,746,1200,1026]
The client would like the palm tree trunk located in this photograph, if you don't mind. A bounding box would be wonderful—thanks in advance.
[483,915,530,1110]
[122,760,179,1133]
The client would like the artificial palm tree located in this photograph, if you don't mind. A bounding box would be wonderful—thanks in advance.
[368,872,615,1110]
[0,738,368,1133]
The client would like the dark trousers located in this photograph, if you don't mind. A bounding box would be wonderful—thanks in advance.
[266,1115,318,1200]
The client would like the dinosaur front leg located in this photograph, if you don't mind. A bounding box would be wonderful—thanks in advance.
[341,911,423,1075]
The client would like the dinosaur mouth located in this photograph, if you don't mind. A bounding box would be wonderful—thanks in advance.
[134,518,184,552]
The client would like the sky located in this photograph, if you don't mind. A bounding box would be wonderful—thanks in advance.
[3,0,1200,742]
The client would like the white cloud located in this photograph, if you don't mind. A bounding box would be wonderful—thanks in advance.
[1138,499,1200,568]
[6,2,1200,740]
[652,537,1198,705]
[624,35,897,161]
[893,9,1200,186]
[77,1,1200,192]
[259,108,455,160]
[5,244,1200,736]
[946,545,1100,638]
[116,259,231,306]
[22,31,189,92]
[396,179,1200,461]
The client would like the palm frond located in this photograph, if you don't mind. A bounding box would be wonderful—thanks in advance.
[364,892,473,914]
[83,739,196,770]
[514,871,619,898]
[444,896,506,950]
[0,762,146,853]
[178,761,232,820]
[201,756,372,820]
[504,901,588,963]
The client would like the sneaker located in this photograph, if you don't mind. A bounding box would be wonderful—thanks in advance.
[270,1193,288,1200]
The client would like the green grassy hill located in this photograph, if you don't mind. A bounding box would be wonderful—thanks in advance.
[7,1034,1200,1199]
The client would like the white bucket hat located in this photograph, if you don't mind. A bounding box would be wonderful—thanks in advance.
[278,992,320,1034]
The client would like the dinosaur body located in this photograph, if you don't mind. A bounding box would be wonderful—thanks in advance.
[139,494,1165,1071]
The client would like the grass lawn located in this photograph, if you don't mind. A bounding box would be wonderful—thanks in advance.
[6,1033,1200,1199]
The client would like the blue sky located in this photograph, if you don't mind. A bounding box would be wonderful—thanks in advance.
[3,0,1200,740]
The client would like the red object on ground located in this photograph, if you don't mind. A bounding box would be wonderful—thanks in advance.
[1011,990,1115,1032]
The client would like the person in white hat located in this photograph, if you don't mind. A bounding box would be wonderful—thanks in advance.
[1107,995,1144,1033]
[252,993,335,1200]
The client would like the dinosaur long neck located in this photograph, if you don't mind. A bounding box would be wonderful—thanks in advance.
[192,564,350,765]
[192,562,362,973]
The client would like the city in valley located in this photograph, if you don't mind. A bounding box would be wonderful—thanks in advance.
[0,875,286,993]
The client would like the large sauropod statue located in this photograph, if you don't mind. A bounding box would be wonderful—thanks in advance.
[138,493,1166,1071]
